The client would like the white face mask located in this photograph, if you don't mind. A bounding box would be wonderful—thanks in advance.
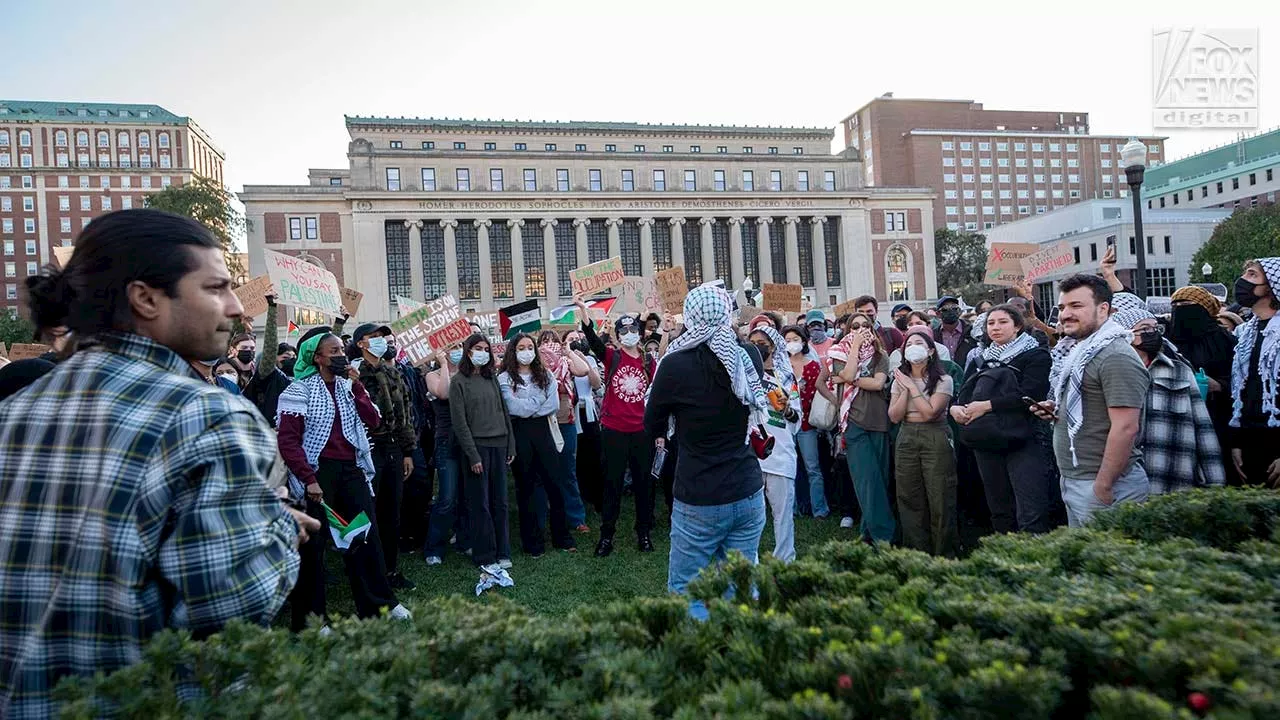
[366,337,388,359]
[904,345,930,364]
[516,349,536,366]
[470,350,490,366]
[620,332,640,347]
[217,372,238,382]
[785,340,804,355]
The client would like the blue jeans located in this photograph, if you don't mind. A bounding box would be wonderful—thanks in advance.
[423,441,467,558]
[795,429,829,517]
[1061,462,1149,528]
[668,487,766,621]
[558,423,587,526]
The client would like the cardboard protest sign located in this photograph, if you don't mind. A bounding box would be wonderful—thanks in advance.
[52,246,75,269]
[339,288,364,318]
[428,317,473,350]
[615,275,663,316]
[396,296,426,316]
[234,275,274,319]
[1020,242,1075,284]
[467,310,500,338]
[654,266,687,315]
[833,299,859,318]
[389,295,462,365]
[0,343,7,360]
[762,283,803,312]
[263,248,343,316]
[570,256,626,298]
[984,242,1040,287]
[8,343,51,361]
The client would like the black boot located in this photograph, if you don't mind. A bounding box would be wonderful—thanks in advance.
[594,537,614,557]
[637,535,654,553]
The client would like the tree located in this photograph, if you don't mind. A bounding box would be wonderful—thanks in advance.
[1,311,36,351]
[934,228,991,297]
[144,175,245,281]
[1189,204,1280,286]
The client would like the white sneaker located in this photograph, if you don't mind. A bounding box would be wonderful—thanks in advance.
[497,558,513,570]
[840,516,854,529]
[424,555,442,566]
[480,562,504,575]
[389,603,413,621]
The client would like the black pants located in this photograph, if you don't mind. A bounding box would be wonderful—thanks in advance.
[659,436,679,515]
[400,431,434,549]
[1236,426,1280,486]
[973,428,1061,534]
[511,416,575,554]
[289,459,397,631]
[576,410,604,513]
[371,442,404,574]
[826,432,858,520]
[464,443,511,566]
[601,428,654,540]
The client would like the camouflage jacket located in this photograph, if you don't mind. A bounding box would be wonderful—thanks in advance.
[358,359,418,453]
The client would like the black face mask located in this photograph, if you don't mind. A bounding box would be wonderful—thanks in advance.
[939,309,960,325]
[1135,330,1163,357]
[570,340,591,355]
[1171,304,1215,338]
[383,344,398,361]
[327,356,350,376]
[281,358,297,376]
[894,316,909,331]
[236,349,255,365]
[1235,277,1265,308]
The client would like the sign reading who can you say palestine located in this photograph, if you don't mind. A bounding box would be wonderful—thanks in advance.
[263,248,344,317]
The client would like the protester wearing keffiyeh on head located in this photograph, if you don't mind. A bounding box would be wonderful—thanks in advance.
[1230,257,1280,431]
[662,284,768,416]
[748,324,794,388]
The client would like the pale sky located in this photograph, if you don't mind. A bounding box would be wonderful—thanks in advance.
[7,0,1277,198]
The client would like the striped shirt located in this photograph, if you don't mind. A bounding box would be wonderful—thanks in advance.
[0,332,300,719]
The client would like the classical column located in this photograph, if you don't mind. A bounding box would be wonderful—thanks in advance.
[573,217,590,268]
[605,217,622,259]
[638,217,655,276]
[405,219,425,300]
[810,216,829,304]
[476,219,493,306]
[783,216,800,285]
[509,219,526,302]
[669,217,686,268]
[699,217,716,285]
[841,208,871,299]
[441,219,460,299]
[728,217,745,290]
[541,218,559,307]
[756,217,773,284]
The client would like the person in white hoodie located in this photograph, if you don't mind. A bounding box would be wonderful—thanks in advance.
[747,325,801,563]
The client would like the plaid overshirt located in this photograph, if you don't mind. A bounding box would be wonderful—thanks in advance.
[0,332,300,719]
[1143,351,1227,494]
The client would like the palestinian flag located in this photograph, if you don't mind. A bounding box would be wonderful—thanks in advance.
[322,502,371,551]
[549,297,618,329]
[287,321,300,337]
[499,299,542,340]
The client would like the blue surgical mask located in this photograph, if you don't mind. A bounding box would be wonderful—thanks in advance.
[470,350,490,366]
[366,337,388,359]
[448,349,464,366]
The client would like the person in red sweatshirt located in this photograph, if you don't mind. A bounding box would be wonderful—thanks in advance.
[575,300,658,557]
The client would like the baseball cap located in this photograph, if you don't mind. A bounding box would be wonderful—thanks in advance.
[614,315,639,335]
[352,322,393,344]
[804,310,827,326]
[935,296,959,309]
[891,303,912,315]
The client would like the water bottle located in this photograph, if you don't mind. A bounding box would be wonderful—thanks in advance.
[1194,369,1209,399]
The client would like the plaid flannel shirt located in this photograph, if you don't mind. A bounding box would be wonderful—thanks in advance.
[0,332,300,719]
[1143,351,1227,494]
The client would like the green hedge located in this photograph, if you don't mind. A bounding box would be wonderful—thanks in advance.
[57,489,1280,719]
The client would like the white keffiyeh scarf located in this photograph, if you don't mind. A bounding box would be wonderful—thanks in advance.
[1230,257,1280,428]
[277,374,378,499]
[1051,317,1132,467]
[662,284,768,417]
[982,330,1039,364]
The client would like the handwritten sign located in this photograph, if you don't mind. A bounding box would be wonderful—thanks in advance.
[984,242,1041,287]
[340,288,364,318]
[263,248,343,316]
[833,300,860,318]
[428,317,473,350]
[467,310,500,338]
[1020,242,1075,283]
[8,343,51,361]
[396,296,425,317]
[53,246,75,269]
[234,275,274,319]
[762,283,803,312]
[0,343,7,360]
[570,256,625,297]
[654,266,688,315]
[615,275,663,316]
[389,295,462,365]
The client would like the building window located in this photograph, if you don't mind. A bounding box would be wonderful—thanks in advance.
[713,170,726,191]
[456,168,470,191]
[157,132,169,148]
[523,168,537,191]
[141,176,151,189]
[942,141,954,151]
[1146,267,1177,296]
[740,219,759,284]
[960,142,972,151]
[795,220,813,287]
[121,196,133,210]
[615,169,633,192]
[16,131,31,147]
[979,158,992,167]
[570,144,583,151]
[1163,235,1171,254]
[586,221,608,263]
[793,147,804,155]
[1073,247,1081,264]
[797,170,809,191]
[386,167,400,191]
[961,158,973,167]
[1216,181,1223,193]
[620,219,642,276]
[289,217,302,240]
[742,146,753,154]
[605,144,616,152]
[4,262,13,278]
[943,173,956,183]
[455,221,481,300]
[96,131,108,148]
[769,170,781,192]
[554,221,577,296]
[100,197,111,211]
[653,169,665,191]
[53,130,67,147]
[79,195,90,211]
[770,219,787,282]
[454,142,466,150]
[421,168,436,191]
[886,247,908,275]
[557,169,569,191]
[716,146,727,154]
[390,141,403,149]
[385,220,412,301]
[634,144,645,152]
[301,217,316,240]
[1232,177,1239,190]
[489,168,504,191]
[662,145,673,153]
[943,157,955,168]
[423,141,435,149]
[684,170,696,191]
[518,220,545,298]
[139,153,151,168]
[483,142,496,151]
[57,195,69,211]
[742,170,754,191]
[488,222,513,299]
[683,222,702,287]
[546,143,558,151]
[419,222,448,299]
[589,169,602,192]
[0,130,7,146]
[652,221,672,271]
[690,145,701,153]
[22,196,33,211]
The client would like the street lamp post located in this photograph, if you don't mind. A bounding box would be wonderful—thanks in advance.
[1122,138,1149,298]
[1202,262,1213,281]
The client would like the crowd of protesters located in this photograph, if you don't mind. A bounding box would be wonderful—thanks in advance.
[1,209,1277,717]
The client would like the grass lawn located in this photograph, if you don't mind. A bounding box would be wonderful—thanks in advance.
[304,481,852,620]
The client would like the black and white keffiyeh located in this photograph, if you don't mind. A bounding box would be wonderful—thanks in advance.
[981,330,1039,364]
[749,324,795,389]
[1051,317,1133,467]
[663,284,767,414]
[1230,257,1280,428]
[277,374,378,499]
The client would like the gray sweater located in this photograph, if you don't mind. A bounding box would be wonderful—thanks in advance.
[449,370,516,466]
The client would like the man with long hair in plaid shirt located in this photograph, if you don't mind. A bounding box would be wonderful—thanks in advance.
[0,209,317,719]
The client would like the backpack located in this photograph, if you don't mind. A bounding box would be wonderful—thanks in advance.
[954,359,1032,451]
[605,348,655,388]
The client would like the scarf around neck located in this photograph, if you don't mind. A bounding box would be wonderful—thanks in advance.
[662,284,767,415]
[277,373,377,499]
[1230,256,1280,428]
[1052,317,1132,467]
[982,331,1039,364]
[828,332,878,433]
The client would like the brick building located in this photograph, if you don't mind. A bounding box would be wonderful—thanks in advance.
[0,100,224,312]
[840,95,1165,233]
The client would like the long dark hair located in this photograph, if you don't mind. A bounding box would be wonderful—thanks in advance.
[500,332,551,389]
[25,209,220,343]
[899,332,944,395]
[457,334,494,378]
